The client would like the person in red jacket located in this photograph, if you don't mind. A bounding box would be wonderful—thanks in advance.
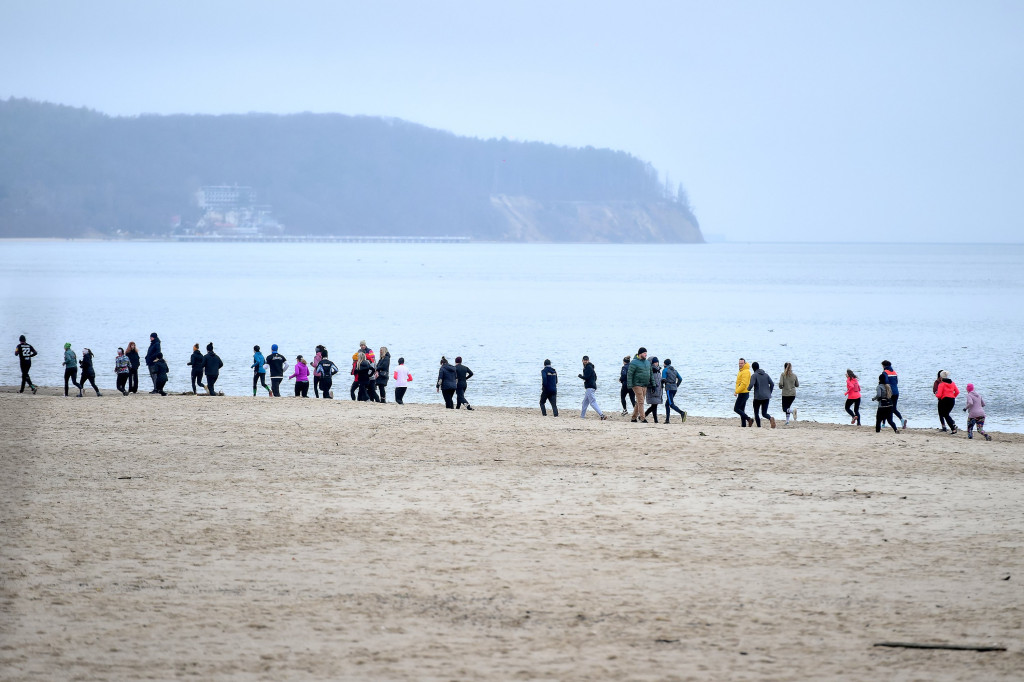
[844,369,861,425]
[934,370,960,434]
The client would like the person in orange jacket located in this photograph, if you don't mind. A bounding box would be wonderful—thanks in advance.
[934,370,960,434]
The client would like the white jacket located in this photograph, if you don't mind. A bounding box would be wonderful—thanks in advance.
[392,365,412,387]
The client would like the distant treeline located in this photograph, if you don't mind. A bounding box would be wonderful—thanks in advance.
[0,98,701,242]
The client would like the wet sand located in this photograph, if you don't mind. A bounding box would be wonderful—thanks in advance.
[1,388,1022,680]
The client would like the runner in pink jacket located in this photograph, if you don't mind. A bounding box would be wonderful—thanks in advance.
[290,355,311,398]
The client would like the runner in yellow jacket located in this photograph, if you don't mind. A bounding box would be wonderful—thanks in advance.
[734,358,753,427]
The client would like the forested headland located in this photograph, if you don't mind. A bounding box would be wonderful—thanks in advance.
[0,98,702,242]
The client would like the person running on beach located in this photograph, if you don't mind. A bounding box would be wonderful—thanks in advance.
[872,372,900,434]
[579,355,606,420]
[881,360,907,429]
[375,347,391,403]
[392,357,412,404]
[454,357,474,410]
[644,357,664,423]
[62,343,80,397]
[935,370,960,434]
[251,345,270,396]
[125,342,140,394]
[265,345,288,397]
[203,343,223,395]
[540,359,558,416]
[734,358,753,427]
[317,350,339,399]
[662,359,687,423]
[152,352,170,396]
[290,355,310,397]
[436,356,457,409]
[619,356,636,415]
[627,348,652,423]
[311,345,326,398]
[844,369,862,425]
[188,344,206,394]
[145,333,161,393]
[932,370,946,430]
[779,362,799,425]
[963,383,992,441]
[78,348,101,397]
[748,361,776,428]
[115,347,131,396]
[15,335,38,394]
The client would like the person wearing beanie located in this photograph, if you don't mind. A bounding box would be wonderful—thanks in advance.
[62,342,80,397]
[115,347,131,396]
[627,347,652,422]
[643,357,664,423]
[454,356,474,410]
[871,372,900,434]
[14,334,38,394]
[579,355,605,420]
[778,362,799,425]
[125,341,141,394]
[251,345,270,396]
[265,344,288,397]
[540,359,558,416]
[662,359,687,423]
[934,370,960,434]
[350,353,361,400]
[436,356,457,408]
[357,341,376,366]
[392,357,412,405]
[747,361,777,428]
[881,360,907,429]
[618,356,636,415]
[189,343,207,394]
[203,342,224,395]
[963,383,992,441]
[733,357,753,427]
[145,333,161,393]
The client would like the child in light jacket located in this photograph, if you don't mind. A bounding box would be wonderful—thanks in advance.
[963,383,991,441]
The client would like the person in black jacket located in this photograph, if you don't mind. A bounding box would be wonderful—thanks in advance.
[153,352,170,396]
[454,356,474,410]
[187,343,206,394]
[436,356,458,409]
[579,355,606,420]
[77,348,101,397]
[125,341,141,394]
[203,342,224,395]
[145,333,161,393]
[317,350,339,399]
[618,356,635,415]
[265,344,288,397]
[14,335,38,394]
[540,359,558,416]
[375,347,391,403]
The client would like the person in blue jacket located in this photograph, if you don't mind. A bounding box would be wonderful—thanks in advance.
[252,345,271,396]
[145,333,161,393]
[881,360,908,430]
[540,359,558,416]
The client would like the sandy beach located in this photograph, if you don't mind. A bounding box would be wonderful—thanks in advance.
[1,387,1021,680]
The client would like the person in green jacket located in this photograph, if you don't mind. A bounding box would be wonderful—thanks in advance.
[626,347,652,423]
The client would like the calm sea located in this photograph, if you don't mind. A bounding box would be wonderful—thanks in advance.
[2,241,1022,432]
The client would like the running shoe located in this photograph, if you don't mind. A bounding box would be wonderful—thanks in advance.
[682,411,688,423]
[901,418,908,429]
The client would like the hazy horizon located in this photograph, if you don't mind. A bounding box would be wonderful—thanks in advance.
[2,1,1022,243]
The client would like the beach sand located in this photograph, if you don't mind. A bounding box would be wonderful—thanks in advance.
[1,387,1022,680]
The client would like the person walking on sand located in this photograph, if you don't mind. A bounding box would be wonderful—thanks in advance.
[935,370,960,434]
[644,357,664,423]
[125,342,140,394]
[662,359,687,423]
[881,360,907,429]
[14,335,38,394]
[872,372,900,434]
[748,361,776,428]
[963,383,992,441]
[115,347,131,396]
[579,355,606,420]
[251,345,270,396]
[437,357,457,409]
[290,355,310,397]
[392,357,412,404]
[188,344,206,394]
[203,343,223,395]
[77,348,101,397]
[627,348,652,423]
[540,359,558,416]
[317,350,339,399]
[375,347,391,403]
[619,356,636,415]
[62,343,80,397]
[265,344,288,397]
[779,362,799,424]
[455,356,474,410]
[844,369,862,425]
[734,358,753,427]
[145,333,161,393]
[152,352,170,396]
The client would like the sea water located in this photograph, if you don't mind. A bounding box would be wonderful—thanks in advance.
[1,240,1022,432]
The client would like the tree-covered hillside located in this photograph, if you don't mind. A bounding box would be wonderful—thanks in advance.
[0,99,701,241]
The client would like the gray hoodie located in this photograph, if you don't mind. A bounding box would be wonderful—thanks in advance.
[748,369,775,400]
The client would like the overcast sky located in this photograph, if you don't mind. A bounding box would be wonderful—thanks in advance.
[2,1,1022,242]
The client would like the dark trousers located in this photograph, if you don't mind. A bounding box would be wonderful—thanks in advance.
[206,374,218,395]
[752,398,772,426]
[781,395,795,414]
[441,388,456,409]
[80,373,99,394]
[366,383,380,402]
[321,379,333,399]
[395,386,408,404]
[295,381,309,397]
[148,365,158,390]
[456,385,469,408]
[620,384,636,411]
[938,397,957,430]
[271,377,283,397]
[644,404,660,422]
[253,372,268,393]
[116,373,129,393]
[734,393,750,425]
[193,371,206,393]
[876,406,899,433]
[313,376,321,398]
[64,368,80,396]
[350,380,359,400]
[377,384,387,403]
[540,389,558,416]
[128,368,139,393]
[154,377,167,394]
[665,390,685,419]
[19,361,32,391]
[890,394,903,421]
[845,398,861,424]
